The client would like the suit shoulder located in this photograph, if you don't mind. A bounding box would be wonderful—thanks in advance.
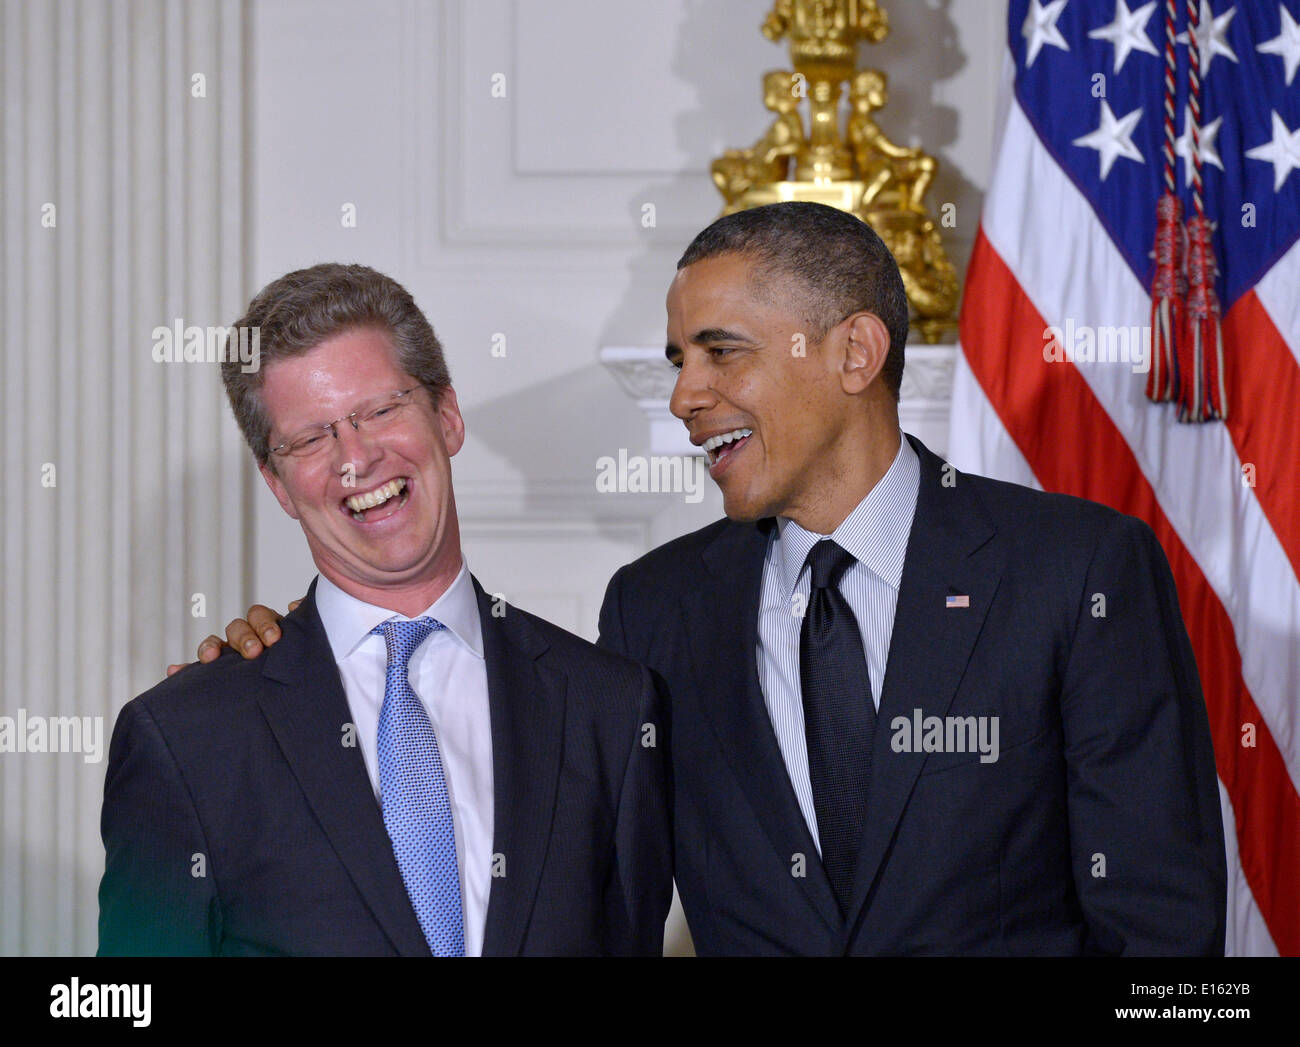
[956,470,1159,585]
[959,468,1153,557]
[122,647,269,732]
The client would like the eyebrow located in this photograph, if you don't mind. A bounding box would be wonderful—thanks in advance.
[694,327,755,346]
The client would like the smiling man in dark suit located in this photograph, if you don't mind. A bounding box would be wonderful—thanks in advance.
[99,263,672,956]
[598,202,1225,955]
[207,205,1226,956]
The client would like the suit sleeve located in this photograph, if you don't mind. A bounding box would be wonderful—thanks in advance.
[1059,513,1226,955]
[597,566,632,659]
[98,699,221,956]
[608,663,674,956]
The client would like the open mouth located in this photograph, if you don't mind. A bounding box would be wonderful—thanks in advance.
[703,428,753,469]
[343,477,409,522]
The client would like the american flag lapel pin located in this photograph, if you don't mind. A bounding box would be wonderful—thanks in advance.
[946,594,970,609]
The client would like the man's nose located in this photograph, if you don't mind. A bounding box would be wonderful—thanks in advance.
[669,355,717,422]
[330,419,384,476]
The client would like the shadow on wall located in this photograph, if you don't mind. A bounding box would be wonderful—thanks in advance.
[460,363,660,521]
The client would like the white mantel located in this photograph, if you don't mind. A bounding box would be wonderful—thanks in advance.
[599,342,959,457]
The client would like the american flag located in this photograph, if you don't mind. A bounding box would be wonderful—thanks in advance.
[951,0,1300,955]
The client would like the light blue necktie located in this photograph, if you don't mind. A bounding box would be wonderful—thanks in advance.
[373,617,465,957]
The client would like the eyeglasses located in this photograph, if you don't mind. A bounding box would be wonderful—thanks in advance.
[269,387,420,458]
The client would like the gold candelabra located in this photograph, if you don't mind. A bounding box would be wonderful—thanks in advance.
[712,0,958,342]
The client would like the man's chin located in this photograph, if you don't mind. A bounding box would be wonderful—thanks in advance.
[720,491,772,524]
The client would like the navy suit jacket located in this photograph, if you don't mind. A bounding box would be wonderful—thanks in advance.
[598,434,1226,955]
[99,577,672,956]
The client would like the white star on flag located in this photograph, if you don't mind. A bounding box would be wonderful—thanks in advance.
[1089,0,1159,73]
[1023,0,1070,68]
[1073,100,1145,180]
[1258,4,1300,86]
[1246,110,1300,192]
[1175,108,1225,186]
[1176,0,1239,77]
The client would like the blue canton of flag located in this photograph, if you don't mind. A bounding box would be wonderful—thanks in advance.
[1011,0,1300,310]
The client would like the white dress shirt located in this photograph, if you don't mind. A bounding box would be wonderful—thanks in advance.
[756,433,920,854]
[314,562,493,956]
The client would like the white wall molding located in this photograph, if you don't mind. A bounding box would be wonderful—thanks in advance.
[597,347,692,457]
[430,0,727,251]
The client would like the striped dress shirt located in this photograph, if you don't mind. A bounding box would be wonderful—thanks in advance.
[756,433,920,854]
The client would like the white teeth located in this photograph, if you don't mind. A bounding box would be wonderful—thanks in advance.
[702,428,753,452]
[345,477,407,515]
[702,428,753,461]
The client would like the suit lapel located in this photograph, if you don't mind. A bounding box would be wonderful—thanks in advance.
[685,520,843,937]
[843,435,1002,935]
[256,581,432,957]
[476,579,565,957]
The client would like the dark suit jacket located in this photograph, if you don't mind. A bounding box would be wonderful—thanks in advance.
[598,434,1226,955]
[99,577,672,956]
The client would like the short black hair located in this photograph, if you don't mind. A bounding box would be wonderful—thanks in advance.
[677,202,909,400]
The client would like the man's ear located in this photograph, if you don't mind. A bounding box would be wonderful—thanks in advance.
[434,386,467,457]
[259,461,300,520]
[840,311,890,395]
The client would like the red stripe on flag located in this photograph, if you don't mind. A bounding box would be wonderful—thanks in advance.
[960,229,1300,955]
[1222,292,1300,582]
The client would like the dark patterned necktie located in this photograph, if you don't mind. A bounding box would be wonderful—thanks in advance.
[799,539,875,916]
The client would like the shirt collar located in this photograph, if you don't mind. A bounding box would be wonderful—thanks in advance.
[314,559,485,662]
[774,432,920,598]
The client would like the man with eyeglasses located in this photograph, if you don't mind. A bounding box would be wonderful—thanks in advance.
[97,263,673,956]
